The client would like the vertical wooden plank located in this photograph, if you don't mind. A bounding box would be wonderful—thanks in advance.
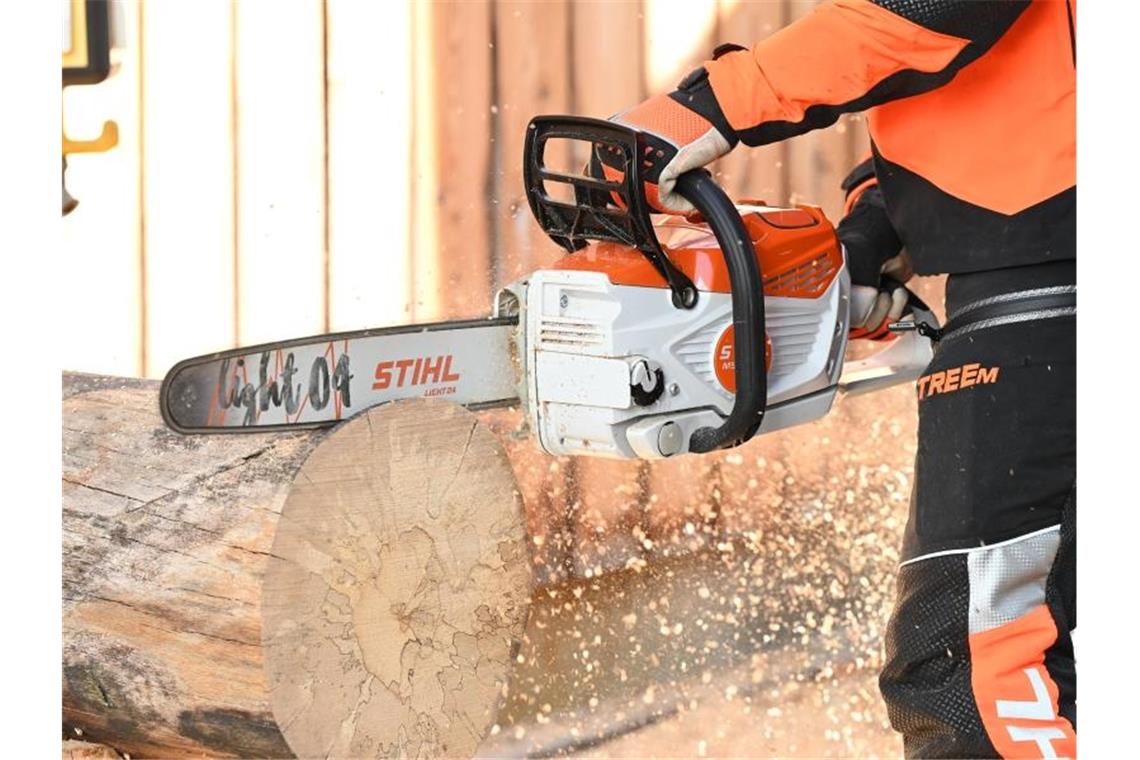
[492,0,572,289]
[233,0,326,346]
[141,0,236,377]
[644,0,720,94]
[784,0,852,220]
[61,0,144,376]
[713,0,786,203]
[410,0,441,322]
[564,0,647,173]
[326,0,414,331]
[570,0,645,123]
[417,0,495,321]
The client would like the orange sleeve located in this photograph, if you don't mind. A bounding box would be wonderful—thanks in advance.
[706,0,1030,146]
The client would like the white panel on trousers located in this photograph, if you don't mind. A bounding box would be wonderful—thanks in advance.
[967,526,1061,635]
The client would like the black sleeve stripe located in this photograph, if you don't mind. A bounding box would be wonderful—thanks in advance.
[738,64,956,145]
[870,0,1030,47]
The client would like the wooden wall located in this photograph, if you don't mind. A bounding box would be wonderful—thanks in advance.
[62,0,870,379]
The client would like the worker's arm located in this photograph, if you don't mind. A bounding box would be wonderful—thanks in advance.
[610,0,1030,212]
[705,0,1031,145]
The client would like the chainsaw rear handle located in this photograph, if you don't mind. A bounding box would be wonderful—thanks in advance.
[523,115,767,453]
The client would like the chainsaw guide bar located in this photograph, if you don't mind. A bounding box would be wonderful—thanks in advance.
[160,316,520,434]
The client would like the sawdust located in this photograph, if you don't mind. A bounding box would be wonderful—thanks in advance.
[575,666,900,759]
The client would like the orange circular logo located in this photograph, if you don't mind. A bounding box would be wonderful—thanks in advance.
[713,325,772,393]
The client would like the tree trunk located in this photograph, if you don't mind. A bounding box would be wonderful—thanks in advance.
[62,374,531,759]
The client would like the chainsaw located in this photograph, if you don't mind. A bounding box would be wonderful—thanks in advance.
[160,116,936,459]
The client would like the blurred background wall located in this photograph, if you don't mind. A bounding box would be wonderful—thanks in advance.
[62,0,873,380]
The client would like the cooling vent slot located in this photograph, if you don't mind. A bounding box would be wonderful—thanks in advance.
[674,323,721,384]
[538,316,606,349]
[766,311,824,379]
[763,252,839,298]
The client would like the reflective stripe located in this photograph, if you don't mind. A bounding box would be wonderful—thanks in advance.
[899,523,1060,567]
[967,526,1061,635]
[941,306,1076,343]
[936,285,1077,343]
[949,285,1076,321]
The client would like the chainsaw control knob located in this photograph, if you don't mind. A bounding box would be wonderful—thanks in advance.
[657,422,683,457]
[630,360,665,407]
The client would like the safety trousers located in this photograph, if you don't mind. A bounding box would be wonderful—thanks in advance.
[879,262,1076,758]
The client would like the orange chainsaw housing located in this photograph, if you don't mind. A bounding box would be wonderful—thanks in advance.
[549,204,842,300]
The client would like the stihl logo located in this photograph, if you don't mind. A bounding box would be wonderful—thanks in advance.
[712,325,772,394]
[971,604,1076,759]
[917,362,999,400]
[372,355,460,391]
[994,667,1071,759]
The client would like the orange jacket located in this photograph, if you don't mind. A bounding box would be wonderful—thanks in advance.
[705,0,1075,275]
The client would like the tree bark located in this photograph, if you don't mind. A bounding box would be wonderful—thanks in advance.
[62,374,530,759]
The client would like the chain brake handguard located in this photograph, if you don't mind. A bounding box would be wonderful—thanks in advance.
[523,116,699,309]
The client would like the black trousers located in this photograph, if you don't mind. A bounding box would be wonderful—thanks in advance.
[879,261,1076,758]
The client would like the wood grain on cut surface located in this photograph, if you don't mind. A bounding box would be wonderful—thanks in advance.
[262,398,532,759]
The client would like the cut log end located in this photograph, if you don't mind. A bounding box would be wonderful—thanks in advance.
[262,399,532,758]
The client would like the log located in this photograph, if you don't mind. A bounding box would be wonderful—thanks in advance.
[61,740,121,760]
[62,374,531,758]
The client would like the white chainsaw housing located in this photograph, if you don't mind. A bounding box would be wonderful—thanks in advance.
[497,264,853,459]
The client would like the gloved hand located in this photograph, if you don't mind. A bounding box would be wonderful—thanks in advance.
[596,49,741,214]
[837,160,912,340]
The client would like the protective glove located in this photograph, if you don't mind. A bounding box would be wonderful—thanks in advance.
[837,159,912,341]
[596,46,742,214]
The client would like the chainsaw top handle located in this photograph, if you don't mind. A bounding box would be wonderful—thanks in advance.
[523,115,767,453]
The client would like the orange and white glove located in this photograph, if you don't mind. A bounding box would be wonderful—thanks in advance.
[849,271,911,340]
[837,159,912,340]
[596,49,741,214]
